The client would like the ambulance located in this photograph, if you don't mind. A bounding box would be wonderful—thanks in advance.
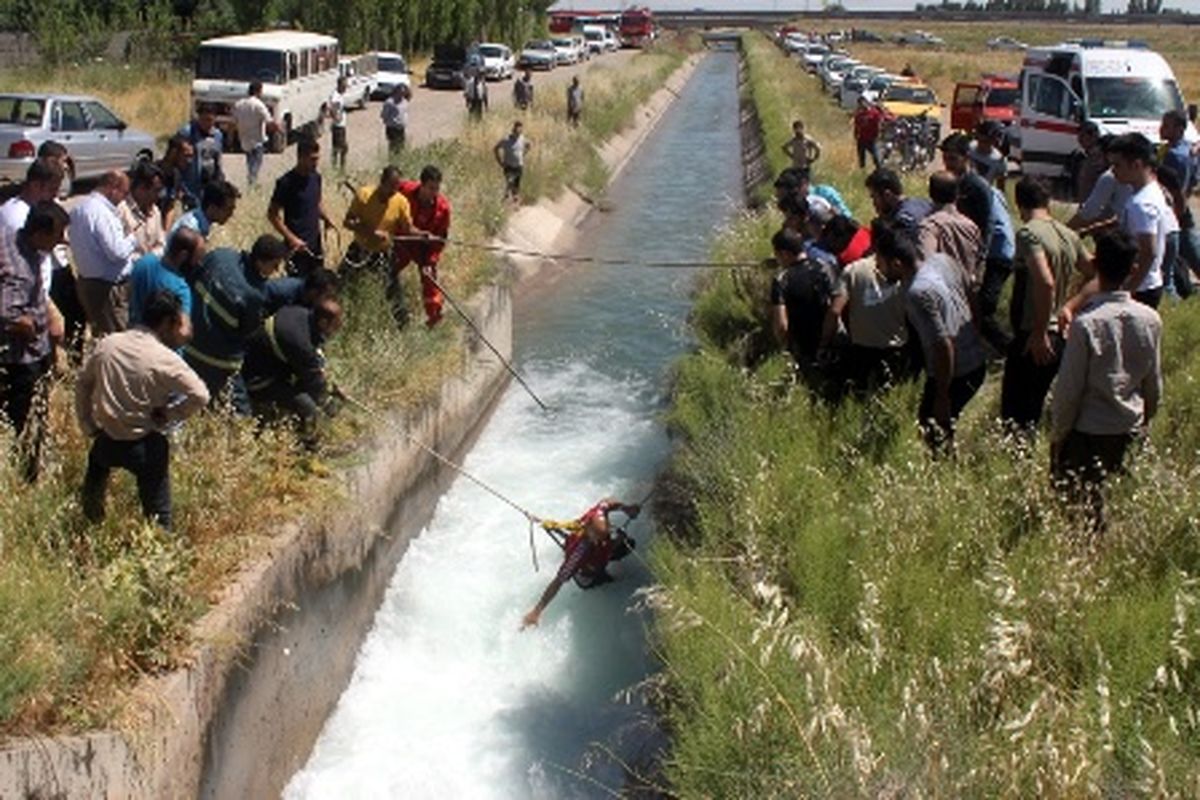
[1014,40,1195,182]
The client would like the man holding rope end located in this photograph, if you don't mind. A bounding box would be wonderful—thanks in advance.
[392,165,451,329]
[341,166,412,278]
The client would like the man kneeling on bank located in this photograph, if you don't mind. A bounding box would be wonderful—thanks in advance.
[76,290,209,530]
[242,297,343,449]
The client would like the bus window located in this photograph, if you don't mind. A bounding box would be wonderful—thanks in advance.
[196,46,286,84]
[288,52,299,81]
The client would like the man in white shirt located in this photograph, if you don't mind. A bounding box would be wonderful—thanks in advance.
[117,161,165,258]
[232,81,274,186]
[326,77,349,171]
[1108,133,1175,308]
[0,159,65,296]
[69,171,138,336]
[380,84,410,155]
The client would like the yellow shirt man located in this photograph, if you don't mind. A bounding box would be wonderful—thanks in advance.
[346,181,413,253]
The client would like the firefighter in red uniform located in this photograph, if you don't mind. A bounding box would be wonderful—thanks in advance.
[392,164,452,328]
[521,498,641,629]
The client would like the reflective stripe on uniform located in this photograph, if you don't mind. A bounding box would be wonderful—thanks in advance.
[182,344,242,372]
[264,316,288,364]
[194,281,238,328]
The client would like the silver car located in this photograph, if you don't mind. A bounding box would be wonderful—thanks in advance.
[0,93,156,186]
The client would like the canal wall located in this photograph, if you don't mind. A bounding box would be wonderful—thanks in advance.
[0,52,703,800]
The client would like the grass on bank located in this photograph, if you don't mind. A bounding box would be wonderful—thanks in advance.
[0,37,693,736]
[649,32,1200,796]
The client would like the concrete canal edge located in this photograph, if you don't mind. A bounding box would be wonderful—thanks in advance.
[0,51,704,800]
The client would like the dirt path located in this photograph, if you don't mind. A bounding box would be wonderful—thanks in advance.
[220,50,639,187]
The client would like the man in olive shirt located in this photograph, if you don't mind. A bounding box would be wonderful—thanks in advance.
[1001,176,1092,433]
[1050,230,1161,532]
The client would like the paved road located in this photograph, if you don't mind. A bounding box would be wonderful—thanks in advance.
[220,50,639,189]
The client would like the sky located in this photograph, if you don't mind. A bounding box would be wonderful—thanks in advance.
[549,0,1200,12]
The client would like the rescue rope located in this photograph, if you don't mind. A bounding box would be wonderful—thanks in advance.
[391,234,763,270]
[336,389,543,524]
[423,271,553,413]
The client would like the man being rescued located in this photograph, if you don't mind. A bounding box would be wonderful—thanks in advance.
[521,498,641,629]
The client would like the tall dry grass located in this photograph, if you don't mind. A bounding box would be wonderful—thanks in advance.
[649,32,1200,796]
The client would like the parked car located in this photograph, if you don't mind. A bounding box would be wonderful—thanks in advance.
[371,51,411,100]
[551,36,584,65]
[880,80,940,119]
[519,40,558,71]
[602,28,620,51]
[582,25,606,55]
[426,44,480,90]
[894,30,946,48]
[820,56,860,93]
[860,73,902,105]
[987,35,1028,51]
[338,56,376,109]
[0,93,155,186]
[477,43,515,80]
[840,65,885,109]
[852,29,884,43]
[801,43,831,71]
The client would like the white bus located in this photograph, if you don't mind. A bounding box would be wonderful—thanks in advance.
[191,30,340,153]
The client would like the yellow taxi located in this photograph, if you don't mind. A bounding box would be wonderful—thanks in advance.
[879,80,940,118]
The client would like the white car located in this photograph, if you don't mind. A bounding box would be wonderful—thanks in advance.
[551,37,583,65]
[581,25,606,55]
[338,57,376,109]
[840,66,885,109]
[987,35,1028,51]
[820,57,859,93]
[602,29,620,52]
[477,43,515,80]
[802,44,831,72]
[370,51,411,100]
[895,30,946,48]
[518,41,557,71]
[860,73,902,105]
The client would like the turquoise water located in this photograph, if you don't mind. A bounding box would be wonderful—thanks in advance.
[285,50,743,799]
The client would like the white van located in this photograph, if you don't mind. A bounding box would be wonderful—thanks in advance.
[192,30,340,153]
[1016,41,1196,180]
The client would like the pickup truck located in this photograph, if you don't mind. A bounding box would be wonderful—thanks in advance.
[338,55,377,109]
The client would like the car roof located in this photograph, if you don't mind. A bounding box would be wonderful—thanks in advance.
[371,51,404,58]
[0,92,99,102]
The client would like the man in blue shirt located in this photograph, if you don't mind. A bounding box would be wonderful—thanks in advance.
[129,227,203,326]
[1160,110,1196,298]
[178,107,224,207]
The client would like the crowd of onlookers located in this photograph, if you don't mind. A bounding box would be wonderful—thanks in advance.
[765,112,1194,530]
[0,110,453,531]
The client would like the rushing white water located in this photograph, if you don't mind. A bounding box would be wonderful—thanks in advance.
[285,50,742,799]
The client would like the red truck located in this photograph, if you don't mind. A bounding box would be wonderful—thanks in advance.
[950,74,1020,132]
[619,7,656,48]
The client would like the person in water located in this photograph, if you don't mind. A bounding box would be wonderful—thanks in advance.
[521,498,641,629]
